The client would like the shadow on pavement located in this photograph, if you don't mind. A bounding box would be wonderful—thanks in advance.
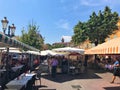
[42,69,102,83]
[103,86,120,90]
[93,69,113,74]
[33,85,48,90]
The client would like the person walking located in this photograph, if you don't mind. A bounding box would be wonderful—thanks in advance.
[110,56,120,83]
[47,56,52,75]
[62,57,68,74]
[83,55,88,73]
[51,56,58,78]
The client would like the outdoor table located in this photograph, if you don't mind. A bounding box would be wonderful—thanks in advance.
[11,65,24,72]
[0,69,6,72]
[0,69,6,77]
[69,66,76,75]
[25,73,35,76]
[6,73,35,90]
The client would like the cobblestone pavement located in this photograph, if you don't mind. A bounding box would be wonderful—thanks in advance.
[35,69,120,90]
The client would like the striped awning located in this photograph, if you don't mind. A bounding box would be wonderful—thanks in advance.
[85,37,120,54]
[0,32,40,52]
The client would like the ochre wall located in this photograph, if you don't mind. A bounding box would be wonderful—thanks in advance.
[105,19,120,41]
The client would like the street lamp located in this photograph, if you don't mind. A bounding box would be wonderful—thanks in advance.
[1,17,16,37]
[1,17,9,34]
[9,24,16,37]
[1,17,16,82]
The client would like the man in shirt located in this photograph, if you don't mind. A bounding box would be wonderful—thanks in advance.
[51,56,58,78]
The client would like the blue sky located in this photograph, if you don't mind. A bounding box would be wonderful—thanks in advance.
[0,0,120,44]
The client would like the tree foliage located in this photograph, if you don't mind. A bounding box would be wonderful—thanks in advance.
[72,21,88,45]
[72,6,119,46]
[52,43,65,49]
[42,43,52,50]
[18,23,44,50]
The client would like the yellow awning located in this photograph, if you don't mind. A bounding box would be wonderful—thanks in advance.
[85,37,120,54]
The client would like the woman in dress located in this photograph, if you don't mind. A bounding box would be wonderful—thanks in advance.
[110,57,120,83]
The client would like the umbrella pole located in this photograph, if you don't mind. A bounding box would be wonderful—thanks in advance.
[5,47,9,82]
[0,50,2,64]
[68,55,70,74]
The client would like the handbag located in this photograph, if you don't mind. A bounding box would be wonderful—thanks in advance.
[115,67,120,76]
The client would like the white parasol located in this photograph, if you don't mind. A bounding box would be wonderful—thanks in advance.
[52,47,84,55]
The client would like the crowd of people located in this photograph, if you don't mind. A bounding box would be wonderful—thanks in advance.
[110,56,120,83]
[1,51,120,87]
[94,55,120,83]
[44,55,86,78]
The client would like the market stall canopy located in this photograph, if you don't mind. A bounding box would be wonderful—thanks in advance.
[0,47,22,53]
[0,47,19,50]
[52,47,84,55]
[2,49,22,53]
[41,50,56,56]
[41,50,65,56]
[0,32,40,52]
[26,50,41,55]
[85,37,120,54]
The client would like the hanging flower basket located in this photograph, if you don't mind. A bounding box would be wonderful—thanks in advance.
[20,43,23,48]
[9,38,12,44]
[0,34,3,41]
[13,40,16,46]
[15,42,19,47]
[4,36,8,43]
[15,42,18,47]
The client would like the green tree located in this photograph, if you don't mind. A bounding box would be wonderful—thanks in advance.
[72,21,88,45]
[43,43,52,50]
[19,23,44,50]
[72,6,119,46]
[87,6,119,46]
[52,43,65,49]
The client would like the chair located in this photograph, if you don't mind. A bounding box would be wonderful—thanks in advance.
[39,64,49,73]
[35,69,41,86]
[0,65,3,69]
[34,64,49,86]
